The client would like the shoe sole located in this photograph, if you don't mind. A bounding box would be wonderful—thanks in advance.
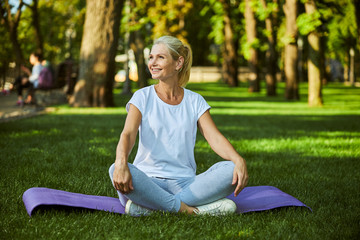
[125,199,132,214]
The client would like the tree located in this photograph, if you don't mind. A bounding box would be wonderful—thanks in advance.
[127,0,151,88]
[186,0,213,66]
[71,0,124,107]
[245,0,260,92]
[130,30,148,88]
[0,0,26,69]
[220,0,238,87]
[259,0,279,96]
[283,0,299,100]
[23,0,44,56]
[303,0,323,106]
[12,0,86,64]
[355,0,360,46]
[147,0,192,42]
[0,23,14,89]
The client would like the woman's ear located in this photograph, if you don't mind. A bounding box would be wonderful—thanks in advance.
[176,56,184,71]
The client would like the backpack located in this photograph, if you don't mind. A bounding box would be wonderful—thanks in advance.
[38,67,54,89]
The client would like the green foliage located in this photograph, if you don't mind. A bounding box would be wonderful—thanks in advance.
[5,0,85,65]
[326,0,358,62]
[199,0,227,64]
[242,38,262,60]
[38,0,85,63]
[1,82,360,239]
[1,0,359,81]
[147,0,193,41]
[201,0,225,45]
[297,11,322,36]
[255,0,278,22]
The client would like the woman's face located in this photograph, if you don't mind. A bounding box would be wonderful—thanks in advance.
[148,43,179,82]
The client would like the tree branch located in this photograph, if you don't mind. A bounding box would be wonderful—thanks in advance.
[14,0,24,24]
[0,1,7,25]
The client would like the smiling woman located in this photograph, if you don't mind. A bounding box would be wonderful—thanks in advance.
[109,36,248,217]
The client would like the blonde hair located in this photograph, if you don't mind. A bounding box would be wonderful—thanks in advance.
[154,36,193,87]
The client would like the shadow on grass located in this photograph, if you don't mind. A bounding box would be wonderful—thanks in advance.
[1,112,358,152]
[211,114,360,138]
[31,205,97,216]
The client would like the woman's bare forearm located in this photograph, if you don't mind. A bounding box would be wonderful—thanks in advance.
[209,133,244,163]
[114,104,142,167]
[115,132,136,166]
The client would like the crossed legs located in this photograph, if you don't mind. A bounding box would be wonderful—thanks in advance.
[108,161,236,214]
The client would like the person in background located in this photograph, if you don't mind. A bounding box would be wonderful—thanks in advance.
[18,52,44,105]
[12,74,34,106]
[109,36,248,217]
[21,52,44,90]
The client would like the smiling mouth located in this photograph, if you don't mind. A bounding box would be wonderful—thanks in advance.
[151,68,161,73]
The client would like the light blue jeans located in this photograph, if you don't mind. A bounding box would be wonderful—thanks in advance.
[108,161,236,212]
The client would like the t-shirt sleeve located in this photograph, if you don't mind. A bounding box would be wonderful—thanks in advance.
[126,90,145,116]
[196,94,211,120]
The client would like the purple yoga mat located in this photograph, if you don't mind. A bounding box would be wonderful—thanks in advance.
[23,186,311,216]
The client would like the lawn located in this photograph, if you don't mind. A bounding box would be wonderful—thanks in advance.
[1,82,359,239]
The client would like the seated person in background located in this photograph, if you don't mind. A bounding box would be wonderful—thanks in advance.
[21,52,44,90]
[12,75,34,106]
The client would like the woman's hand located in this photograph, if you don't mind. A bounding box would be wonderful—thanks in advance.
[113,162,134,194]
[232,158,249,197]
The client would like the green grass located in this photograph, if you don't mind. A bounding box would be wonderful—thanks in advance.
[1,82,359,239]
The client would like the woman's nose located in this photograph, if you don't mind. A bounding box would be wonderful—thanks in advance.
[150,59,157,66]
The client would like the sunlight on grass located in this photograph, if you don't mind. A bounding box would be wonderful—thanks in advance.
[52,107,128,115]
[9,128,62,139]
[0,82,359,239]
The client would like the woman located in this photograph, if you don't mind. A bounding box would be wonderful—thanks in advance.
[109,36,248,216]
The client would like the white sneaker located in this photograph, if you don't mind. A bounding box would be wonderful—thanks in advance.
[193,198,237,216]
[125,200,153,217]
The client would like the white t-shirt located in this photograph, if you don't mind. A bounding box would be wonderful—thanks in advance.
[126,85,211,178]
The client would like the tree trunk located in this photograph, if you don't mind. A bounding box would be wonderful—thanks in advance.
[260,0,277,96]
[297,36,305,82]
[130,31,148,88]
[30,0,44,56]
[354,0,360,47]
[349,47,355,86]
[221,0,238,87]
[319,25,329,85]
[71,0,123,107]
[343,53,349,82]
[305,0,322,107]
[9,24,24,68]
[121,31,132,96]
[0,0,25,67]
[284,0,299,100]
[245,0,260,92]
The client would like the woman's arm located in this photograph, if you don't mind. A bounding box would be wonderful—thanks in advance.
[198,110,248,196]
[113,104,142,194]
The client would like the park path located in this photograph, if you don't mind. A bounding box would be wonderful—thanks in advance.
[0,92,48,123]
